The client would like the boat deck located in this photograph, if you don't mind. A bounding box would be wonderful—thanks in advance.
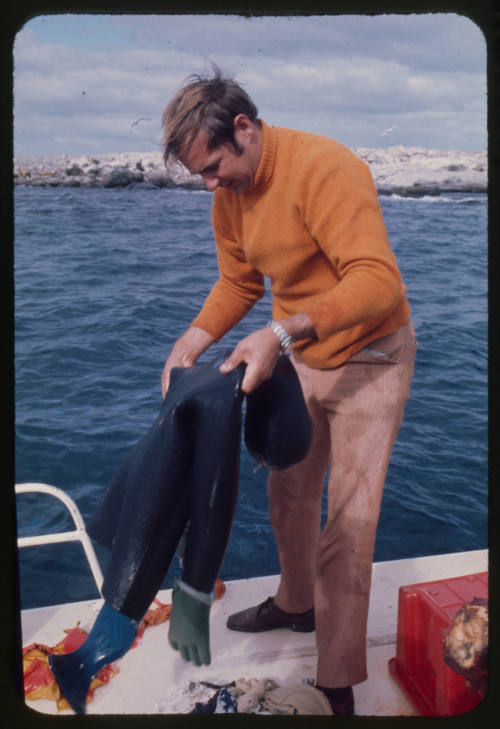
[21,549,487,716]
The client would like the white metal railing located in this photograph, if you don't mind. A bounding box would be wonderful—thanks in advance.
[15,482,104,595]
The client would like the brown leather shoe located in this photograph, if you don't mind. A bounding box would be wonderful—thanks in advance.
[316,685,355,716]
[226,596,315,633]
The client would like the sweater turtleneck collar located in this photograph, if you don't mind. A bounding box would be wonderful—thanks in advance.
[249,120,276,193]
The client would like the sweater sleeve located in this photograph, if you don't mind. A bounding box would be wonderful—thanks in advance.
[191,193,265,340]
[298,148,405,341]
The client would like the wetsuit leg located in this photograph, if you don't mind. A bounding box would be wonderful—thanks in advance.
[167,364,245,665]
[180,370,244,593]
[87,366,198,619]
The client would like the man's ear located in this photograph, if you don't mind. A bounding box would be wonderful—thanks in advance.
[233,113,253,136]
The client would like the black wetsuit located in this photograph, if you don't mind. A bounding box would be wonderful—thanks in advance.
[88,353,312,621]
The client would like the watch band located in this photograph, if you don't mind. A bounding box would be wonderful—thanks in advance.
[267,320,294,354]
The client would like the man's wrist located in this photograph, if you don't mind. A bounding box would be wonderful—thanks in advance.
[177,326,215,365]
[266,320,294,354]
[266,313,317,353]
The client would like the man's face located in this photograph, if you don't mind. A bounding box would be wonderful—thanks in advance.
[179,116,260,194]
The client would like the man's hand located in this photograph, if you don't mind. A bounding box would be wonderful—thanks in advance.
[219,313,317,393]
[161,326,215,397]
[219,327,281,393]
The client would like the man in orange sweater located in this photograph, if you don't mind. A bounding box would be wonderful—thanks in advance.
[161,68,416,715]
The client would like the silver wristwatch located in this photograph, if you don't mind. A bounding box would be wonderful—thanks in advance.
[267,320,294,354]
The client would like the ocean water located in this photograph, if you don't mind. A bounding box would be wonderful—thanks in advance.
[14,186,488,610]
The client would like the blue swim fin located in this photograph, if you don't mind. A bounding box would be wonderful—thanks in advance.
[48,602,139,714]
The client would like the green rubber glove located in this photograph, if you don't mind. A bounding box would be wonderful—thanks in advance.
[168,579,212,666]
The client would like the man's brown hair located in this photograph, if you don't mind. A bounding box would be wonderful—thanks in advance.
[162,65,259,165]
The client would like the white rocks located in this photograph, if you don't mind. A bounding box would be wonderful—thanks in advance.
[13,146,487,194]
[13,151,203,190]
[355,146,487,195]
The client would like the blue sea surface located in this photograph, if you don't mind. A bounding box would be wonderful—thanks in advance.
[14,186,488,609]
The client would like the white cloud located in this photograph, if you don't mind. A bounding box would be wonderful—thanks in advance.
[13,13,487,155]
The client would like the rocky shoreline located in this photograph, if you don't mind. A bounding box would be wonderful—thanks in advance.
[13,146,487,195]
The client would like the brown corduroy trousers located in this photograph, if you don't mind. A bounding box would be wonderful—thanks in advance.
[268,321,417,688]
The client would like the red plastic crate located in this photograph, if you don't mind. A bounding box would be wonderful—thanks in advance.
[388,571,488,716]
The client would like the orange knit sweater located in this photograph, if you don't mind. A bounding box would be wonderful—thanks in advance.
[192,120,410,369]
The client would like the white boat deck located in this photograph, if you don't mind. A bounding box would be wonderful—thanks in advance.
[21,548,487,716]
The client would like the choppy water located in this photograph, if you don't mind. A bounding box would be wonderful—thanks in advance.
[14,186,488,609]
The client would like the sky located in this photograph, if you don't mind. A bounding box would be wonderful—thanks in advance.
[12,12,487,157]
